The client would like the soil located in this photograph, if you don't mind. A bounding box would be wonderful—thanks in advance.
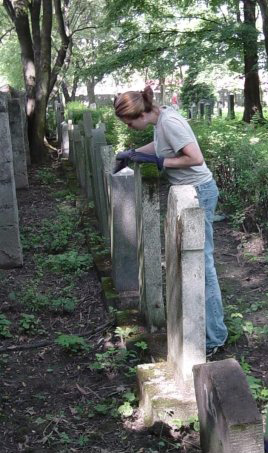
[0,161,267,453]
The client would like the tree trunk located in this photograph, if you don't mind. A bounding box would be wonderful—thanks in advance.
[61,80,71,103]
[71,75,79,101]
[242,0,263,122]
[30,0,52,162]
[159,77,166,104]
[4,0,70,162]
[257,0,268,60]
[87,77,96,104]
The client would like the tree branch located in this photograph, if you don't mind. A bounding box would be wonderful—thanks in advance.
[49,0,70,96]
[0,26,15,42]
[3,0,15,22]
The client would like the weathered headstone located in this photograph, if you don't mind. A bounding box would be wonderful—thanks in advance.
[100,145,115,234]
[73,125,86,192]
[0,93,23,268]
[193,358,264,453]
[191,102,197,119]
[82,111,94,202]
[166,186,205,389]
[228,94,235,119]
[61,121,69,157]
[199,101,205,119]
[134,164,165,331]
[137,185,205,426]
[55,101,64,144]
[205,102,212,124]
[91,125,108,239]
[8,97,29,189]
[110,167,138,292]
[68,120,74,164]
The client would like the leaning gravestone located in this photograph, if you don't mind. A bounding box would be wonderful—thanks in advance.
[110,167,138,292]
[193,358,264,453]
[8,97,29,189]
[0,93,23,268]
[134,164,165,331]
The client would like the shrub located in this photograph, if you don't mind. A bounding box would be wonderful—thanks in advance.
[192,118,268,231]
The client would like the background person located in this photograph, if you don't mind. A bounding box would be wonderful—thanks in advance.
[113,86,228,356]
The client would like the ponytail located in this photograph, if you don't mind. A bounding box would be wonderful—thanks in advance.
[114,86,155,119]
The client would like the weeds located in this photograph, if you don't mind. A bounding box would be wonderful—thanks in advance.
[55,334,91,353]
[0,314,12,338]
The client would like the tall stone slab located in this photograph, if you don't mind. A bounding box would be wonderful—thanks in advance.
[193,359,264,453]
[91,125,108,239]
[100,145,115,236]
[166,185,205,390]
[68,120,74,164]
[82,111,94,202]
[134,164,165,331]
[73,126,86,192]
[61,121,69,157]
[0,93,23,268]
[8,97,29,189]
[137,184,205,427]
[110,167,138,292]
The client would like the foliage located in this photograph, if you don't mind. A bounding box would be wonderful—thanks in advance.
[0,314,12,338]
[180,73,215,111]
[36,168,55,185]
[0,34,24,89]
[19,314,40,334]
[240,357,268,403]
[192,119,268,231]
[41,250,93,275]
[65,102,89,124]
[55,334,90,353]
[89,347,138,375]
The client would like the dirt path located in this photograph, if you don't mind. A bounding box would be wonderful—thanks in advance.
[0,163,267,453]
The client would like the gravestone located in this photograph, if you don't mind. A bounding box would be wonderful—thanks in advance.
[91,125,108,239]
[227,94,235,119]
[0,93,23,268]
[191,102,197,119]
[110,167,138,292]
[55,101,64,144]
[166,186,205,390]
[193,358,264,453]
[205,102,212,124]
[82,111,94,202]
[68,120,74,164]
[8,97,29,189]
[61,121,69,157]
[137,185,205,426]
[218,101,223,117]
[73,125,86,192]
[18,92,31,166]
[100,145,115,234]
[199,101,205,119]
[134,164,165,331]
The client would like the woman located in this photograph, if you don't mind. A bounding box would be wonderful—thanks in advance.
[113,86,228,356]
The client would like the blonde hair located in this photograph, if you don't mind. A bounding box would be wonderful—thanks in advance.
[114,86,155,119]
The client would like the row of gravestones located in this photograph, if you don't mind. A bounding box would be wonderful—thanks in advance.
[189,94,235,122]
[60,111,264,453]
[0,89,30,269]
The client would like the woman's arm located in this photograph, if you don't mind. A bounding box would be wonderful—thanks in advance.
[163,142,204,168]
[135,142,155,154]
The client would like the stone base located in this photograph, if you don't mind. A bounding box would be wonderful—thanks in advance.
[137,362,197,427]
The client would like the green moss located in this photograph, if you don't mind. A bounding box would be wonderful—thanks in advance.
[101,277,118,300]
[140,163,159,181]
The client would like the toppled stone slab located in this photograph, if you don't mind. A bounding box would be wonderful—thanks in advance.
[193,358,264,453]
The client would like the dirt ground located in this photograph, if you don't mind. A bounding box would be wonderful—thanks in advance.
[0,162,267,453]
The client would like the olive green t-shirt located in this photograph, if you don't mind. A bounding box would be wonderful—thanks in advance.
[154,107,212,186]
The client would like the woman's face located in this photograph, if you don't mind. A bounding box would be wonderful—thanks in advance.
[121,113,148,130]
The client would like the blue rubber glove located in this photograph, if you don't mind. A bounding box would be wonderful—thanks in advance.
[129,150,164,170]
[113,149,135,174]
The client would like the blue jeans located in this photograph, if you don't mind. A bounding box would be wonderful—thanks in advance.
[195,179,228,349]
